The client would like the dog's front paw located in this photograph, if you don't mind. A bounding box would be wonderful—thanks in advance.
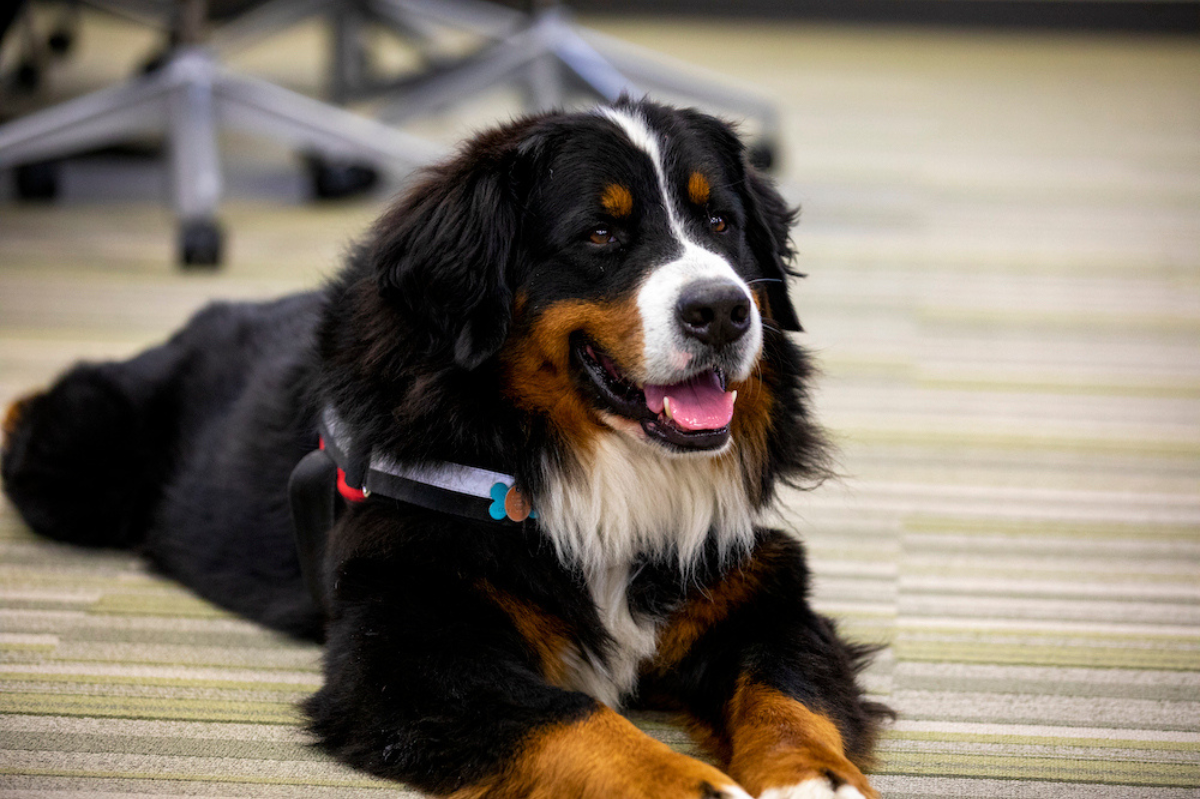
[735,751,878,799]
[483,707,751,799]
[726,683,878,799]
[696,777,748,796]
[759,777,873,799]
[705,784,754,799]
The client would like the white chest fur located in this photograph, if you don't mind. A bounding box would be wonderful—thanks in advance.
[560,562,660,707]
[538,433,756,706]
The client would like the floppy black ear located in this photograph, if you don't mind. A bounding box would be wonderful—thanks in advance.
[742,165,804,332]
[370,149,521,370]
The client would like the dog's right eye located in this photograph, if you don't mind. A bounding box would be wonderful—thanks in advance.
[588,227,617,246]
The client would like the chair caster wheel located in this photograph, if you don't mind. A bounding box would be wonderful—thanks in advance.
[306,156,379,200]
[48,29,74,55]
[14,61,41,91]
[179,220,223,268]
[15,161,59,200]
[748,141,777,172]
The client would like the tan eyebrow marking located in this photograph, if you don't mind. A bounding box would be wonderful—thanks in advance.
[601,184,633,218]
[688,172,710,206]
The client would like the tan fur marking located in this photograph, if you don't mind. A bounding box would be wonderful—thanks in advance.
[2,392,41,445]
[500,298,644,452]
[650,553,769,674]
[728,378,774,506]
[502,291,775,502]
[688,172,711,206]
[726,680,877,798]
[601,184,634,218]
[479,581,573,686]
[729,289,775,505]
[451,706,741,799]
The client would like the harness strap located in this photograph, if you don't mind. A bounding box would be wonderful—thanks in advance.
[287,448,338,614]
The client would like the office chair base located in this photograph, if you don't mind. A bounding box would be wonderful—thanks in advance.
[372,5,781,159]
[0,46,442,267]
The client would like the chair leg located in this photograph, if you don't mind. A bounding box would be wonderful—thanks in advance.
[0,73,172,169]
[580,28,782,147]
[165,49,224,267]
[328,2,370,104]
[213,69,443,168]
[209,0,340,54]
[525,52,564,110]
[368,4,779,157]
[541,13,632,103]
[166,50,222,228]
[373,27,542,124]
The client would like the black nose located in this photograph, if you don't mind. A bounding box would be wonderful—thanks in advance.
[675,279,753,349]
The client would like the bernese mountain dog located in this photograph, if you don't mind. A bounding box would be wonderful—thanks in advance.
[2,98,890,799]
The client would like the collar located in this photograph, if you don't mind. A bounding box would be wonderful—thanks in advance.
[318,406,537,525]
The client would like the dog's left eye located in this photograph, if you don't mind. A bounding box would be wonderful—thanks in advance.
[588,227,617,246]
[709,214,728,233]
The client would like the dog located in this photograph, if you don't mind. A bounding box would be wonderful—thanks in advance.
[2,98,890,799]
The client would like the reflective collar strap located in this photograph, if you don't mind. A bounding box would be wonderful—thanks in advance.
[318,406,537,525]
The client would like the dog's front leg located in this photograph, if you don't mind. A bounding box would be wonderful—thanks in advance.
[648,531,888,799]
[719,677,879,799]
[305,527,750,799]
[452,704,752,799]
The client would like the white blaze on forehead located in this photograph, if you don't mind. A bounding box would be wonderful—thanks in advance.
[597,106,664,167]
[597,106,762,384]
[595,105,694,243]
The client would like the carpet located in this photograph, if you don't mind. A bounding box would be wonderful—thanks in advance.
[1,12,1197,798]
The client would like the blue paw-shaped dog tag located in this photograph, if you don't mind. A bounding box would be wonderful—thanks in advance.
[489,482,536,522]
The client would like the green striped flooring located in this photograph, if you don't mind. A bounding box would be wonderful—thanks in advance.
[2,10,1199,799]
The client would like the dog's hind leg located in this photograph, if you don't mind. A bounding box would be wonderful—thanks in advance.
[1,343,186,549]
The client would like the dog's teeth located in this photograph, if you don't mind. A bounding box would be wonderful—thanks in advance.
[731,390,738,405]
[663,396,674,421]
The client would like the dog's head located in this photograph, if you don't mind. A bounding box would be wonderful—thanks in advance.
[370,99,802,460]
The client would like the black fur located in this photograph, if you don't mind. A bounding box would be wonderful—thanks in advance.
[642,529,892,765]
[2,99,887,796]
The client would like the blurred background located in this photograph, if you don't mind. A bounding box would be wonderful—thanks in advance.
[1,2,1198,797]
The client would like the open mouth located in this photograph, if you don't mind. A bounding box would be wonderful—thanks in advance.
[571,334,735,452]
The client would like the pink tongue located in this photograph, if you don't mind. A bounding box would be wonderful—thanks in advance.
[644,371,735,431]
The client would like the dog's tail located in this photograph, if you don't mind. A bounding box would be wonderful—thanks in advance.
[2,360,173,549]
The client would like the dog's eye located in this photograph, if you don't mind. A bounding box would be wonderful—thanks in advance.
[588,227,617,246]
[709,214,728,233]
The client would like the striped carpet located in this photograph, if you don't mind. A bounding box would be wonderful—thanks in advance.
[2,13,1198,799]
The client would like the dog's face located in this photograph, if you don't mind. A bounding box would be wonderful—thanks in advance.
[372,100,799,461]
